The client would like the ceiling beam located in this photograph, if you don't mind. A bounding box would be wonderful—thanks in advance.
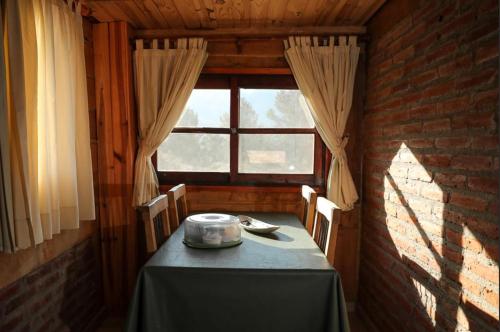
[134,25,367,39]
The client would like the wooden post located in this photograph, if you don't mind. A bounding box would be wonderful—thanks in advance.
[93,21,138,314]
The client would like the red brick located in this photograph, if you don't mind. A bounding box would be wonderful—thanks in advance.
[468,176,498,194]
[407,166,433,182]
[473,89,498,110]
[385,109,409,123]
[393,46,415,64]
[426,41,458,63]
[483,289,499,308]
[488,199,498,214]
[378,58,393,73]
[443,246,464,264]
[404,55,427,75]
[456,69,498,90]
[1,313,23,331]
[413,1,438,23]
[422,154,451,167]
[408,138,434,149]
[475,42,499,65]
[409,104,436,119]
[435,137,471,149]
[478,0,499,14]
[420,184,449,202]
[449,192,489,212]
[438,54,473,78]
[401,91,422,104]
[434,173,466,189]
[459,273,484,297]
[465,19,498,44]
[436,95,471,115]
[445,228,462,245]
[451,155,493,171]
[400,122,422,134]
[383,126,401,137]
[471,135,498,150]
[422,118,451,132]
[451,112,496,130]
[471,261,499,284]
[423,81,455,99]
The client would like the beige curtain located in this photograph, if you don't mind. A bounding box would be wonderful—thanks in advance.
[132,38,207,206]
[35,0,95,238]
[0,0,15,252]
[0,0,95,252]
[2,0,39,250]
[285,36,360,211]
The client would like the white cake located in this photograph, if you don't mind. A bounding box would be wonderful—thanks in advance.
[184,213,241,248]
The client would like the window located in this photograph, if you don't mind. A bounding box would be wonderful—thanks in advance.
[156,75,326,186]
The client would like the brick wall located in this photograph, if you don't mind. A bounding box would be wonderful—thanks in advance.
[359,0,499,331]
[0,238,102,332]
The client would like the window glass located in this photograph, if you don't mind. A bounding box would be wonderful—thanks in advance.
[239,89,314,128]
[176,89,230,128]
[157,133,230,172]
[238,134,315,174]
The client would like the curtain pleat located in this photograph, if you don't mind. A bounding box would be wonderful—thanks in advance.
[132,38,207,206]
[285,36,360,211]
[0,0,95,252]
[0,0,15,252]
[3,0,39,249]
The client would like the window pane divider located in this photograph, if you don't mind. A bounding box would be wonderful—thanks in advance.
[172,128,231,134]
[237,128,316,134]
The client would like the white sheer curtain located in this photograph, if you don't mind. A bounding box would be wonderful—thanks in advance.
[132,38,207,206]
[0,0,94,252]
[35,0,95,238]
[285,36,360,211]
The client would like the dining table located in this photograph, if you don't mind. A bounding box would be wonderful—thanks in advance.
[125,212,350,332]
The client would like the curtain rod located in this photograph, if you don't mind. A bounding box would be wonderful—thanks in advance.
[134,26,367,40]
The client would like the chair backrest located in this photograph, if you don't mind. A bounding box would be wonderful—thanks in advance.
[300,185,317,235]
[312,197,340,265]
[138,194,171,254]
[167,184,188,232]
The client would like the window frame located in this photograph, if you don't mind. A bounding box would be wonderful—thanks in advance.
[155,74,326,187]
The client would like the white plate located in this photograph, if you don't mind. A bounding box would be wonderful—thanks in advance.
[238,215,280,234]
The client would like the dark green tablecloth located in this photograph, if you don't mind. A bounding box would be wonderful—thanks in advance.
[126,213,350,332]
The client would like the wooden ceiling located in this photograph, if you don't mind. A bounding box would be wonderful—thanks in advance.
[83,0,386,30]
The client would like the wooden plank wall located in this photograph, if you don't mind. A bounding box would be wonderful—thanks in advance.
[206,39,286,68]
[93,21,138,313]
[159,185,306,215]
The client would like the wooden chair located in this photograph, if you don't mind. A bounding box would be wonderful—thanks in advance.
[167,184,188,232]
[138,194,171,254]
[312,197,340,265]
[300,185,317,235]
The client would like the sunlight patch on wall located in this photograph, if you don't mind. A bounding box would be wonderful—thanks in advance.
[412,277,437,327]
[383,143,445,280]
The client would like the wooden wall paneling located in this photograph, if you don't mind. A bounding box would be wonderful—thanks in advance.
[332,204,361,304]
[159,185,306,216]
[93,21,138,313]
[328,46,365,304]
